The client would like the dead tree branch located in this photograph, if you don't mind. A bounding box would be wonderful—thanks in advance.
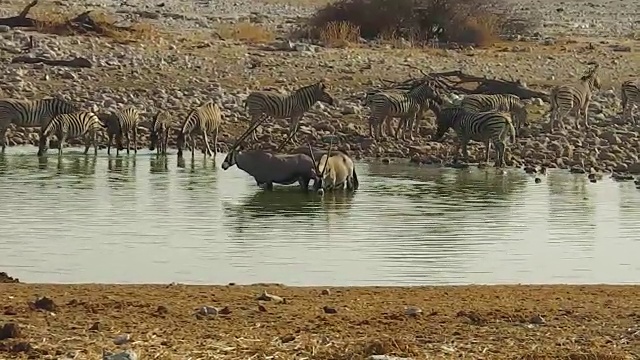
[11,56,93,68]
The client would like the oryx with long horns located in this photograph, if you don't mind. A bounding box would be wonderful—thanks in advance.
[308,139,359,194]
[221,119,318,191]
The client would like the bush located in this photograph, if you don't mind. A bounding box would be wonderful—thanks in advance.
[306,0,530,47]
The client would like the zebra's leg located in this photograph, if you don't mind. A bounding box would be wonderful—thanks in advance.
[0,126,8,153]
[484,139,491,164]
[133,127,138,154]
[212,127,219,160]
[265,182,274,191]
[93,131,98,156]
[83,134,91,155]
[191,136,196,159]
[494,141,506,168]
[461,139,470,163]
[59,134,65,157]
[582,100,591,129]
[125,132,131,155]
[203,131,214,158]
[384,117,394,139]
[368,116,376,139]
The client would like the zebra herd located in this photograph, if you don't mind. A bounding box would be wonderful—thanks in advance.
[0,63,638,192]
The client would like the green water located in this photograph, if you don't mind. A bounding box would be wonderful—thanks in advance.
[0,146,639,285]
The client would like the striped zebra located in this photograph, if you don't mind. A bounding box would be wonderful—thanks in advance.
[621,79,640,125]
[460,94,528,135]
[549,64,601,132]
[149,110,172,155]
[102,107,141,156]
[36,112,102,157]
[433,105,516,168]
[176,101,222,159]
[0,97,78,153]
[366,80,439,141]
[242,81,334,151]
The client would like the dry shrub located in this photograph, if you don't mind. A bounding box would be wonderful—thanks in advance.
[319,21,360,48]
[306,0,534,47]
[216,22,275,44]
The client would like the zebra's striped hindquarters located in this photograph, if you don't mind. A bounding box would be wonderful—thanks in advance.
[176,101,222,159]
[622,80,640,125]
[103,107,142,156]
[460,94,528,135]
[149,110,172,155]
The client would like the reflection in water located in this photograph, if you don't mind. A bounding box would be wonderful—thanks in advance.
[1,146,640,286]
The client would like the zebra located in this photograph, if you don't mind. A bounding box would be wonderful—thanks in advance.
[621,79,640,125]
[242,81,334,151]
[37,111,103,157]
[365,80,439,141]
[460,94,528,135]
[176,101,222,160]
[433,105,516,168]
[102,107,142,156]
[149,110,172,155]
[549,64,601,132]
[0,96,78,153]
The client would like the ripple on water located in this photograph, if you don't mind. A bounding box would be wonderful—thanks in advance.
[1,146,640,285]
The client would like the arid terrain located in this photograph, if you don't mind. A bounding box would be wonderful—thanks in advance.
[0,0,638,173]
[1,279,640,359]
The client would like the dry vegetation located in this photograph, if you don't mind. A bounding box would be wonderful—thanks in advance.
[214,22,276,44]
[1,284,640,359]
[304,0,534,47]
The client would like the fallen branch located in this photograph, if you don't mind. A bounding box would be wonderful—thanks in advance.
[11,56,93,68]
[370,68,549,102]
[0,0,38,28]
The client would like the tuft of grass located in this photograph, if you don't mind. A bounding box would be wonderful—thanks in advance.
[319,21,360,48]
[215,22,275,44]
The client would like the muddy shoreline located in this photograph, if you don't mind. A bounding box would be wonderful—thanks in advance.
[1,282,639,359]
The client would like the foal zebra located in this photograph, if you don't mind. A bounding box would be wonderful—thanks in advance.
[621,79,640,125]
[366,80,439,141]
[102,107,142,156]
[433,105,516,168]
[460,94,528,134]
[549,65,601,132]
[37,112,102,157]
[242,81,334,151]
[176,101,222,159]
[0,97,78,152]
[149,110,172,155]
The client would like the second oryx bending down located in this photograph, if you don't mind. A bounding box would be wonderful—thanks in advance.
[309,141,359,194]
[220,148,318,191]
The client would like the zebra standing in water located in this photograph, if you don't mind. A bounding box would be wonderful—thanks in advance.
[242,81,334,151]
[37,112,103,157]
[0,97,78,153]
[149,110,172,155]
[102,107,141,156]
[366,80,439,141]
[621,79,640,125]
[460,94,528,135]
[549,64,601,132]
[176,101,222,160]
[433,105,516,168]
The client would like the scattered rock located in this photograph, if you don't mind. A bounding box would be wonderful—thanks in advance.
[320,289,331,296]
[88,321,101,331]
[280,334,295,343]
[0,272,19,283]
[0,323,21,340]
[404,306,423,317]
[113,333,131,345]
[529,314,546,325]
[256,291,285,303]
[32,297,57,312]
[103,350,138,360]
[323,306,337,314]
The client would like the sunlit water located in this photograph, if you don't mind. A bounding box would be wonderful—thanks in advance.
[1,146,639,286]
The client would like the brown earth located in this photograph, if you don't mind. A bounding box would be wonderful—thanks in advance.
[1,282,640,359]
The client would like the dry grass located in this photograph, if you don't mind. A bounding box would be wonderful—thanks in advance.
[215,22,276,44]
[319,21,360,48]
[29,8,160,43]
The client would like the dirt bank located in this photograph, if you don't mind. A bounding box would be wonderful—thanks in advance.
[1,283,639,359]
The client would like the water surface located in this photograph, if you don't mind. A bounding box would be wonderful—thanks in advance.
[1,146,639,285]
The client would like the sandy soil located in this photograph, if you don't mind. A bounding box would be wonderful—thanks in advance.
[1,283,640,359]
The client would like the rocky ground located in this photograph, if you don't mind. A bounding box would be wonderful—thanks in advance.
[0,281,639,359]
[0,0,638,174]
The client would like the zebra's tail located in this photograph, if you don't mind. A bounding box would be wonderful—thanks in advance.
[621,86,628,112]
[352,166,359,191]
